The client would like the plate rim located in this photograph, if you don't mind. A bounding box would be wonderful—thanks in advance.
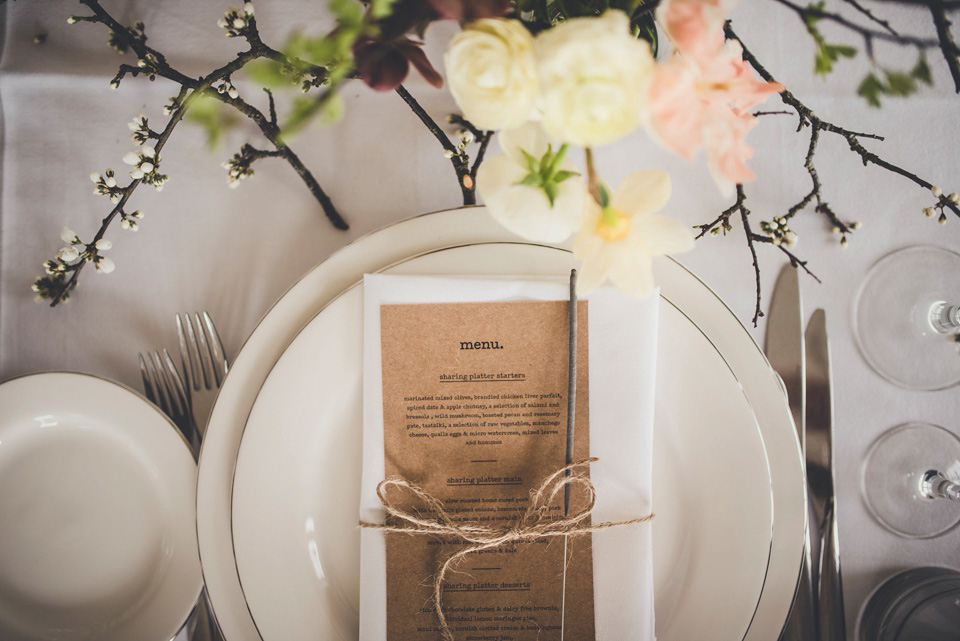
[0,370,202,641]
[228,245,774,641]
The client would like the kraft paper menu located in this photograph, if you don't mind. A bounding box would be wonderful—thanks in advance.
[361,274,658,641]
[380,300,595,640]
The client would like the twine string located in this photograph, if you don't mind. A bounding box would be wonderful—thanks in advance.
[359,457,654,641]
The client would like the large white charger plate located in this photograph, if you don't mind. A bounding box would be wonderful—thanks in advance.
[196,207,804,641]
[231,243,773,641]
[0,372,202,641]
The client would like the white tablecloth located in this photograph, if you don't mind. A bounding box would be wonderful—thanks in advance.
[1,1,958,637]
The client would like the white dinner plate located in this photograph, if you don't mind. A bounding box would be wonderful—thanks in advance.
[231,244,774,640]
[197,207,803,641]
[0,372,202,641]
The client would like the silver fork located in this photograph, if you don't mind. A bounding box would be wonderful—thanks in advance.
[176,312,229,437]
[139,349,200,457]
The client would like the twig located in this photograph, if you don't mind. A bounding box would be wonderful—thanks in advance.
[770,0,943,49]
[841,0,899,37]
[50,86,191,306]
[78,0,345,227]
[727,23,960,222]
[929,0,960,92]
[47,0,351,306]
[394,84,477,205]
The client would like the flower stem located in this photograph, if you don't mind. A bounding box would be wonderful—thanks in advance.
[585,146,601,204]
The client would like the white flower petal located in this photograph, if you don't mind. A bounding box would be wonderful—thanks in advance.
[95,239,112,251]
[142,145,156,158]
[139,161,154,174]
[130,168,144,179]
[90,172,102,183]
[122,152,140,165]
[613,170,672,218]
[95,257,115,274]
[60,227,77,243]
[637,214,696,256]
[477,154,586,243]
[497,122,553,167]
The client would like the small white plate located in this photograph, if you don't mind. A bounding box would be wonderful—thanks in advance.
[231,244,773,641]
[0,372,202,641]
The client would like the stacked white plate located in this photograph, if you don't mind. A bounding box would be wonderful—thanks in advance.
[197,208,805,641]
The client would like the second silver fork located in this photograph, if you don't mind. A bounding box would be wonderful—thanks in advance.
[176,311,229,438]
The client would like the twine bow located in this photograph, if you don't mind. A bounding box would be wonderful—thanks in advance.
[359,457,654,641]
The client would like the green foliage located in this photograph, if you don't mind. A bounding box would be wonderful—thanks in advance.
[803,2,857,77]
[514,144,579,206]
[186,94,240,149]
[857,55,934,107]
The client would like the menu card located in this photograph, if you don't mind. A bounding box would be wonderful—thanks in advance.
[361,275,658,641]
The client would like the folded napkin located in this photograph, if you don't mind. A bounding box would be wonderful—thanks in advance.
[360,274,658,640]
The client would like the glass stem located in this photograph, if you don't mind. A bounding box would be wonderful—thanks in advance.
[921,470,960,501]
[929,302,960,334]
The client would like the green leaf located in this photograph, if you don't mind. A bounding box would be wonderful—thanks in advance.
[520,149,540,174]
[543,181,558,207]
[516,174,542,187]
[828,44,857,59]
[369,0,399,19]
[245,59,290,88]
[883,70,916,96]
[552,170,580,183]
[912,55,933,85]
[631,10,658,57]
[598,184,611,208]
[186,94,239,149]
[857,73,884,108]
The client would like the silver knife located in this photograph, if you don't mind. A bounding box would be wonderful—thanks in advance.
[805,309,846,641]
[765,264,817,641]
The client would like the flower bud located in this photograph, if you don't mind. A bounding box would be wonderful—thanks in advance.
[932,185,943,197]
[61,227,78,243]
[95,257,116,274]
[57,246,80,262]
[95,239,112,251]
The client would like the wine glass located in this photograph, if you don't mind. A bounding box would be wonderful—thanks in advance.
[853,245,960,391]
[861,422,960,538]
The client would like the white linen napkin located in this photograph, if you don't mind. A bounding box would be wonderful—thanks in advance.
[360,274,658,640]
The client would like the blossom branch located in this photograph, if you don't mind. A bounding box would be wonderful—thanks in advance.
[48,86,190,306]
[727,23,960,230]
[394,84,479,204]
[929,0,960,91]
[76,0,345,227]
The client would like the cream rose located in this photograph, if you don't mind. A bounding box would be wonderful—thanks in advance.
[535,10,655,146]
[444,19,539,130]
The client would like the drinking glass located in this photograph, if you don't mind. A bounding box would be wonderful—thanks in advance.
[861,422,960,538]
[853,245,960,391]
[858,566,960,641]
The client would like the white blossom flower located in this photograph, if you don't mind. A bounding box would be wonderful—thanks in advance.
[95,239,112,251]
[444,19,539,131]
[61,227,79,244]
[932,185,943,197]
[57,246,80,262]
[476,122,587,243]
[535,10,655,146]
[244,2,254,15]
[573,171,694,297]
[90,172,102,183]
[95,256,115,274]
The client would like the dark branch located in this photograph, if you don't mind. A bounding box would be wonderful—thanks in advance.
[929,0,960,91]
[394,84,476,205]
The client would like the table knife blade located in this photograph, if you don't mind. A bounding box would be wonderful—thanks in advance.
[805,309,846,641]
[765,264,816,641]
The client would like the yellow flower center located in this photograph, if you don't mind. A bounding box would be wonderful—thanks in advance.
[596,206,631,242]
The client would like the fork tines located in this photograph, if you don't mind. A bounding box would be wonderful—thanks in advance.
[176,311,229,393]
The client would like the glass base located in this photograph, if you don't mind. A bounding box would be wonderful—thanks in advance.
[861,423,960,538]
[853,246,960,391]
